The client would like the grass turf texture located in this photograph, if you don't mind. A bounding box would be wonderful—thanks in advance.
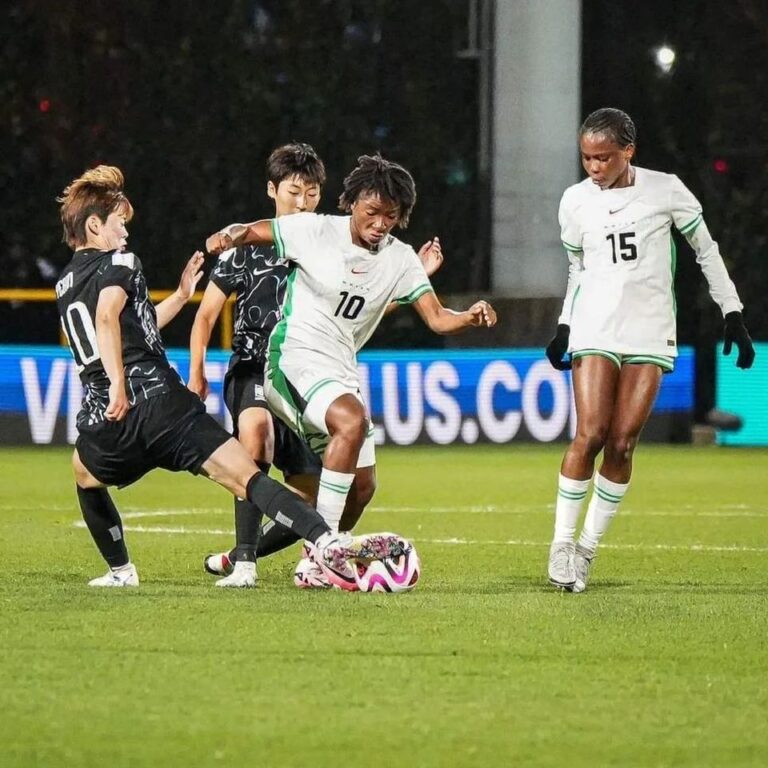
[1,445,767,768]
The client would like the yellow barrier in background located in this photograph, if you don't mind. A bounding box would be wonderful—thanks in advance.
[0,289,235,350]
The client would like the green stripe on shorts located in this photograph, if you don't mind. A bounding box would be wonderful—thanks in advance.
[623,354,675,372]
[572,349,622,368]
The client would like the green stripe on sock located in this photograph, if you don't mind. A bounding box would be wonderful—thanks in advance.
[596,487,624,503]
[319,480,351,494]
[559,489,587,500]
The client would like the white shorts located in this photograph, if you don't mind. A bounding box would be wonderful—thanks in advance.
[264,366,375,469]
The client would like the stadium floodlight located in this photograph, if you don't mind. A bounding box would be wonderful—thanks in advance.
[654,45,676,74]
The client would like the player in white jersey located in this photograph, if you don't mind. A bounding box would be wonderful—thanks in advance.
[544,108,755,592]
[207,154,496,587]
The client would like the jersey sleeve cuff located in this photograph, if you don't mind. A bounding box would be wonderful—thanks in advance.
[396,284,433,305]
[562,240,583,253]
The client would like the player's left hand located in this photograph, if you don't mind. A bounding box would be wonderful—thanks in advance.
[468,300,496,328]
[418,237,444,277]
[723,311,755,369]
[176,251,205,302]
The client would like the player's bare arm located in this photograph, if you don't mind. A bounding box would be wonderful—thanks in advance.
[188,281,229,400]
[412,291,496,334]
[384,237,445,317]
[95,286,130,422]
[155,251,205,329]
[206,221,274,255]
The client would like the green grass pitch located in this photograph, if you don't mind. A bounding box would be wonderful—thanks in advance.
[1,444,767,768]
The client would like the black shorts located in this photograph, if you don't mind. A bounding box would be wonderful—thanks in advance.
[224,360,321,479]
[76,386,231,488]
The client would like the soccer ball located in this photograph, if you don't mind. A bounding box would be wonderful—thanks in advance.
[353,537,421,593]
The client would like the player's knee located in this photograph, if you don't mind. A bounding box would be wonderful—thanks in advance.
[573,427,608,458]
[330,411,367,448]
[326,396,368,446]
[605,434,637,464]
[238,410,273,459]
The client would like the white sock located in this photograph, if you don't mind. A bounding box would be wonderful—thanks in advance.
[316,469,354,533]
[578,473,629,554]
[553,474,590,544]
[111,562,134,574]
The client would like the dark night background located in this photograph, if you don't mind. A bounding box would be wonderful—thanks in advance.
[2,0,766,416]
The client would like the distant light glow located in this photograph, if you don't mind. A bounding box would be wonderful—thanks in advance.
[713,159,729,174]
[654,45,676,73]
[38,99,51,113]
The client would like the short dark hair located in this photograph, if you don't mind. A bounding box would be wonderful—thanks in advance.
[580,108,637,148]
[338,154,417,228]
[266,142,326,187]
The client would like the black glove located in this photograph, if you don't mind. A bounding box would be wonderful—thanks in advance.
[723,311,755,369]
[546,324,571,370]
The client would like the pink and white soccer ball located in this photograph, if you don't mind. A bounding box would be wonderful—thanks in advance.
[354,537,421,593]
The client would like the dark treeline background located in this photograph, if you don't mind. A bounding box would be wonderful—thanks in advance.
[2,0,766,382]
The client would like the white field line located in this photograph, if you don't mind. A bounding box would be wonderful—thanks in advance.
[6,503,767,518]
[69,521,768,554]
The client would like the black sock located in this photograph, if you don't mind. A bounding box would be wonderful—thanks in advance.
[246,473,329,544]
[233,498,262,563]
[76,486,129,568]
[256,518,301,557]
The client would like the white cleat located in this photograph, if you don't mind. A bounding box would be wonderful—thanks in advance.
[548,541,576,589]
[293,556,332,589]
[88,563,139,587]
[572,544,595,593]
[215,560,257,588]
[312,531,405,591]
[204,551,234,577]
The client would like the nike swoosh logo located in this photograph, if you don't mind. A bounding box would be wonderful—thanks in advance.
[351,267,368,274]
[609,208,624,215]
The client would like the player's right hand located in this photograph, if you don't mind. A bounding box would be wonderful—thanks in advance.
[205,231,233,255]
[105,382,130,421]
[546,324,572,370]
[187,375,209,401]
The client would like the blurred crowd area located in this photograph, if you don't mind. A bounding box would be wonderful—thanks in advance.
[2,0,767,355]
[1,0,483,347]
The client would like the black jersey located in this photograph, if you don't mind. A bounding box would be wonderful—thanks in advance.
[55,248,180,427]
[209,245,289,364]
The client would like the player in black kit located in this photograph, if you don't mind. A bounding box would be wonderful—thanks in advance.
[189,144,444,588]
[55,165,403,587]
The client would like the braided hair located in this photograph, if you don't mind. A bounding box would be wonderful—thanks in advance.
[338,154,417,228]
[580,108,637,148]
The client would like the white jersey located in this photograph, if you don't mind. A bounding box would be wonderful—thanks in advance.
[557,167,743,357]
[267,212,433,389]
